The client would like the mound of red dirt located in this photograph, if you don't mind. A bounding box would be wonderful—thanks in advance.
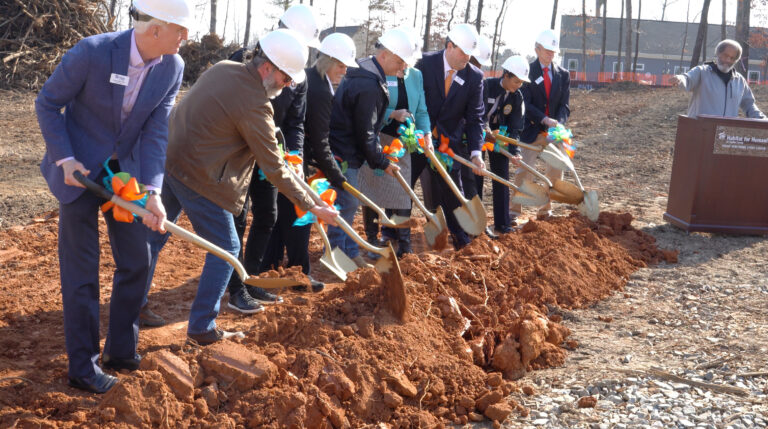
[0,211,676,427]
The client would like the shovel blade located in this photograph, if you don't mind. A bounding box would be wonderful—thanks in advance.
[332,247,359,274]
[453,195,486,236]
[551,179,584,204]
[319,249,349,281]
[380,215,412,229]
[578,190,600,222]
[373,243,408,321]
[539,148,570,171]
[518,180,550,206]
[423,206,449,250]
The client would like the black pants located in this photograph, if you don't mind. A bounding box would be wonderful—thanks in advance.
[474,151,510,230]
[260,192,312,274]
[227,170,277,294]
[410,150,475,248]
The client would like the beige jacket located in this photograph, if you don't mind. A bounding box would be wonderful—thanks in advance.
[166,60,314,214]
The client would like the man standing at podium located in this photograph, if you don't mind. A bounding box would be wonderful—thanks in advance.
[670,39,764,120]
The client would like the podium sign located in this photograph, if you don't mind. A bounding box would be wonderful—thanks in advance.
[664,115,768,235]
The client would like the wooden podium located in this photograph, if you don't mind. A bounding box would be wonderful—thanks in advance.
[664,115,768,235]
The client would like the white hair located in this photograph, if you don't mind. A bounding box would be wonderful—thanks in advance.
[716,39,742,61]
[133,18,167,35]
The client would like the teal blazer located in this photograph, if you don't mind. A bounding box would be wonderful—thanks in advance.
[381,67,431,133]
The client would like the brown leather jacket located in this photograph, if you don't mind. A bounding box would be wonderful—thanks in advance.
[166,60,314,214]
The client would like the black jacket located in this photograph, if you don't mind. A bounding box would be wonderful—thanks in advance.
[484,77,524,155]
[328,56,390,171]
[521,61,570,143]
[303,66,346,187]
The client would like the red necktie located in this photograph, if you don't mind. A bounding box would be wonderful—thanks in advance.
[543,66,551,116]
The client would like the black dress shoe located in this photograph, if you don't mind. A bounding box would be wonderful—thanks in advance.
[246,286,284,304]
[494,225,514,234]
[139,306,166,327]
[102,354,141,372]
[68,373,118,394]
[187,328,225,346]
[292,277,325,293]
[484,226,499,240]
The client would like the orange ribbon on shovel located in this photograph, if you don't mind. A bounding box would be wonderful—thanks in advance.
[101,175,146,222]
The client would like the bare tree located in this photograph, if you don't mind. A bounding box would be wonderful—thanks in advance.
[721,0,726,41]
[210,0,217,34]
[735,0,750,75]
[447,0,459,30]
[661,0,678,22]
[632,0,641,73]
[617,0,624,74]
[109,0,118,19]
[490,0,509,71]
[689,0,712,68]
[600,0,607,73]
[333,0,339,31]
[424,0,433,51]
[475,0,483,32]
[222,0,230,40]
[550,0,558,30]
[581,0,587,75]
[679,0,691,69]
[494,0,510,70]
[243,0,252,46]
[465,0,472,22]
[624,0,632,74]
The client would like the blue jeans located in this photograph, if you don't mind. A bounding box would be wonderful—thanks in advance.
[146,174,239,335]
[327,167,360,258]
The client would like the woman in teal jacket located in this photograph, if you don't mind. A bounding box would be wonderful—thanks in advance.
[358,66,431,256]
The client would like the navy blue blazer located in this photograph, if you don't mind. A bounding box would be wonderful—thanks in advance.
[483,77,524,155]
[520,61,570,143]
[36,30,184,204]
[415,50,485,153]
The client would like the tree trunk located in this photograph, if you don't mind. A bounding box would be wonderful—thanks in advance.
[550,0,558,30]
[617,0,624,74]
[424,0,433,51]
[624,0,632,75]
[243,0,252,46]
[581,0,587,76]
[465,0,471,23]
[491,0,508,71]
[448,0,459,31]
[494,0,509,71]
[600,0,607,73]
[475,0,483,32]
[680,0,690,69]
[333,0,339,31]
[109,0,118,19]
[735,0,750,75]
[413,0,419,28]
[210,0,217,34]
[721,0,726,40]
[222,0,230,40]
[632,0,641,73]
[689,0,712,68]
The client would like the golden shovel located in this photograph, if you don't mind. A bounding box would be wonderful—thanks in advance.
[314,222,357,281]
[342,182,411,228]
[392,170,449,250]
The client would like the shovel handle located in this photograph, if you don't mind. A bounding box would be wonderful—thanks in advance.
[500,152,553,188]
[449,152,520,191]
[424,146,468,204]
[493,132,543,152]
[73,171,251,282]
[342,181,400,227]
[393,170,434,222]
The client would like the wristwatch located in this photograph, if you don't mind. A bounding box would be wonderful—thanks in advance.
[146,189,160,196]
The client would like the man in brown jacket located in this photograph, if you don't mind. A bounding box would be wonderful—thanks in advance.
[146,29,337,345]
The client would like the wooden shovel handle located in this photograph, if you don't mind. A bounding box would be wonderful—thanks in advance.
[449,152,521,191]
[424,145,468,204]
[393,170,434,222]
[493,132,544,152]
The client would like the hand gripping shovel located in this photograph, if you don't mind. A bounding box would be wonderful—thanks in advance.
[288,169,409,321]
[342,182,411,229]
[425,139,486,236]
[314,222,357,281]
[392,170,449,250]
[73,171,305,289]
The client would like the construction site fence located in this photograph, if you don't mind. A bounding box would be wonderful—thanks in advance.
[483,70,768,88]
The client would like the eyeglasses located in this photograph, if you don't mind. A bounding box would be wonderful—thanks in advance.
[269,61,293,85]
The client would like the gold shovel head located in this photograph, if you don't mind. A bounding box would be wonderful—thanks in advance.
[319,246,349,281]
[539,148,570,171]
[423,206,449,250]
[374,242,408,321]
[380,215,413,229]
[453,195,487,236]
[517,180,550,206]
[578,190,600,222]
[551,179,584,204]
[332,247,358,274]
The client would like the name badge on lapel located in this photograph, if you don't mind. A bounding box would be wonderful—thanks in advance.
[387,80,398,87]
[110,73,129,86]
[454,76,465,86]
[488,97,496,104]
[534,76,544,85]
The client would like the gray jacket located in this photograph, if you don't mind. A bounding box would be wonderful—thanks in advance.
[678,63,764,119]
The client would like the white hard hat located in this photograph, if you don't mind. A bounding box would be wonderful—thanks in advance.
[501,55,530,82]
[535,29,559,52]
[132,0,194,29]
[259,29,308,84]
[319,33,358,68]
[447,23,479,56]
[378,28,420,65]
[473,35,493,66]
[280,4,321,48]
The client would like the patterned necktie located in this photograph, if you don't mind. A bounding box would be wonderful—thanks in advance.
[542,66,552,116]
[444,69,455,96]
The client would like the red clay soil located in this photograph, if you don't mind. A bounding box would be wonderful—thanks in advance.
[0,211,676,428]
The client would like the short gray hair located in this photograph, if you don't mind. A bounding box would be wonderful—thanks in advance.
[716,39,742,60]
[133,18,166,34]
